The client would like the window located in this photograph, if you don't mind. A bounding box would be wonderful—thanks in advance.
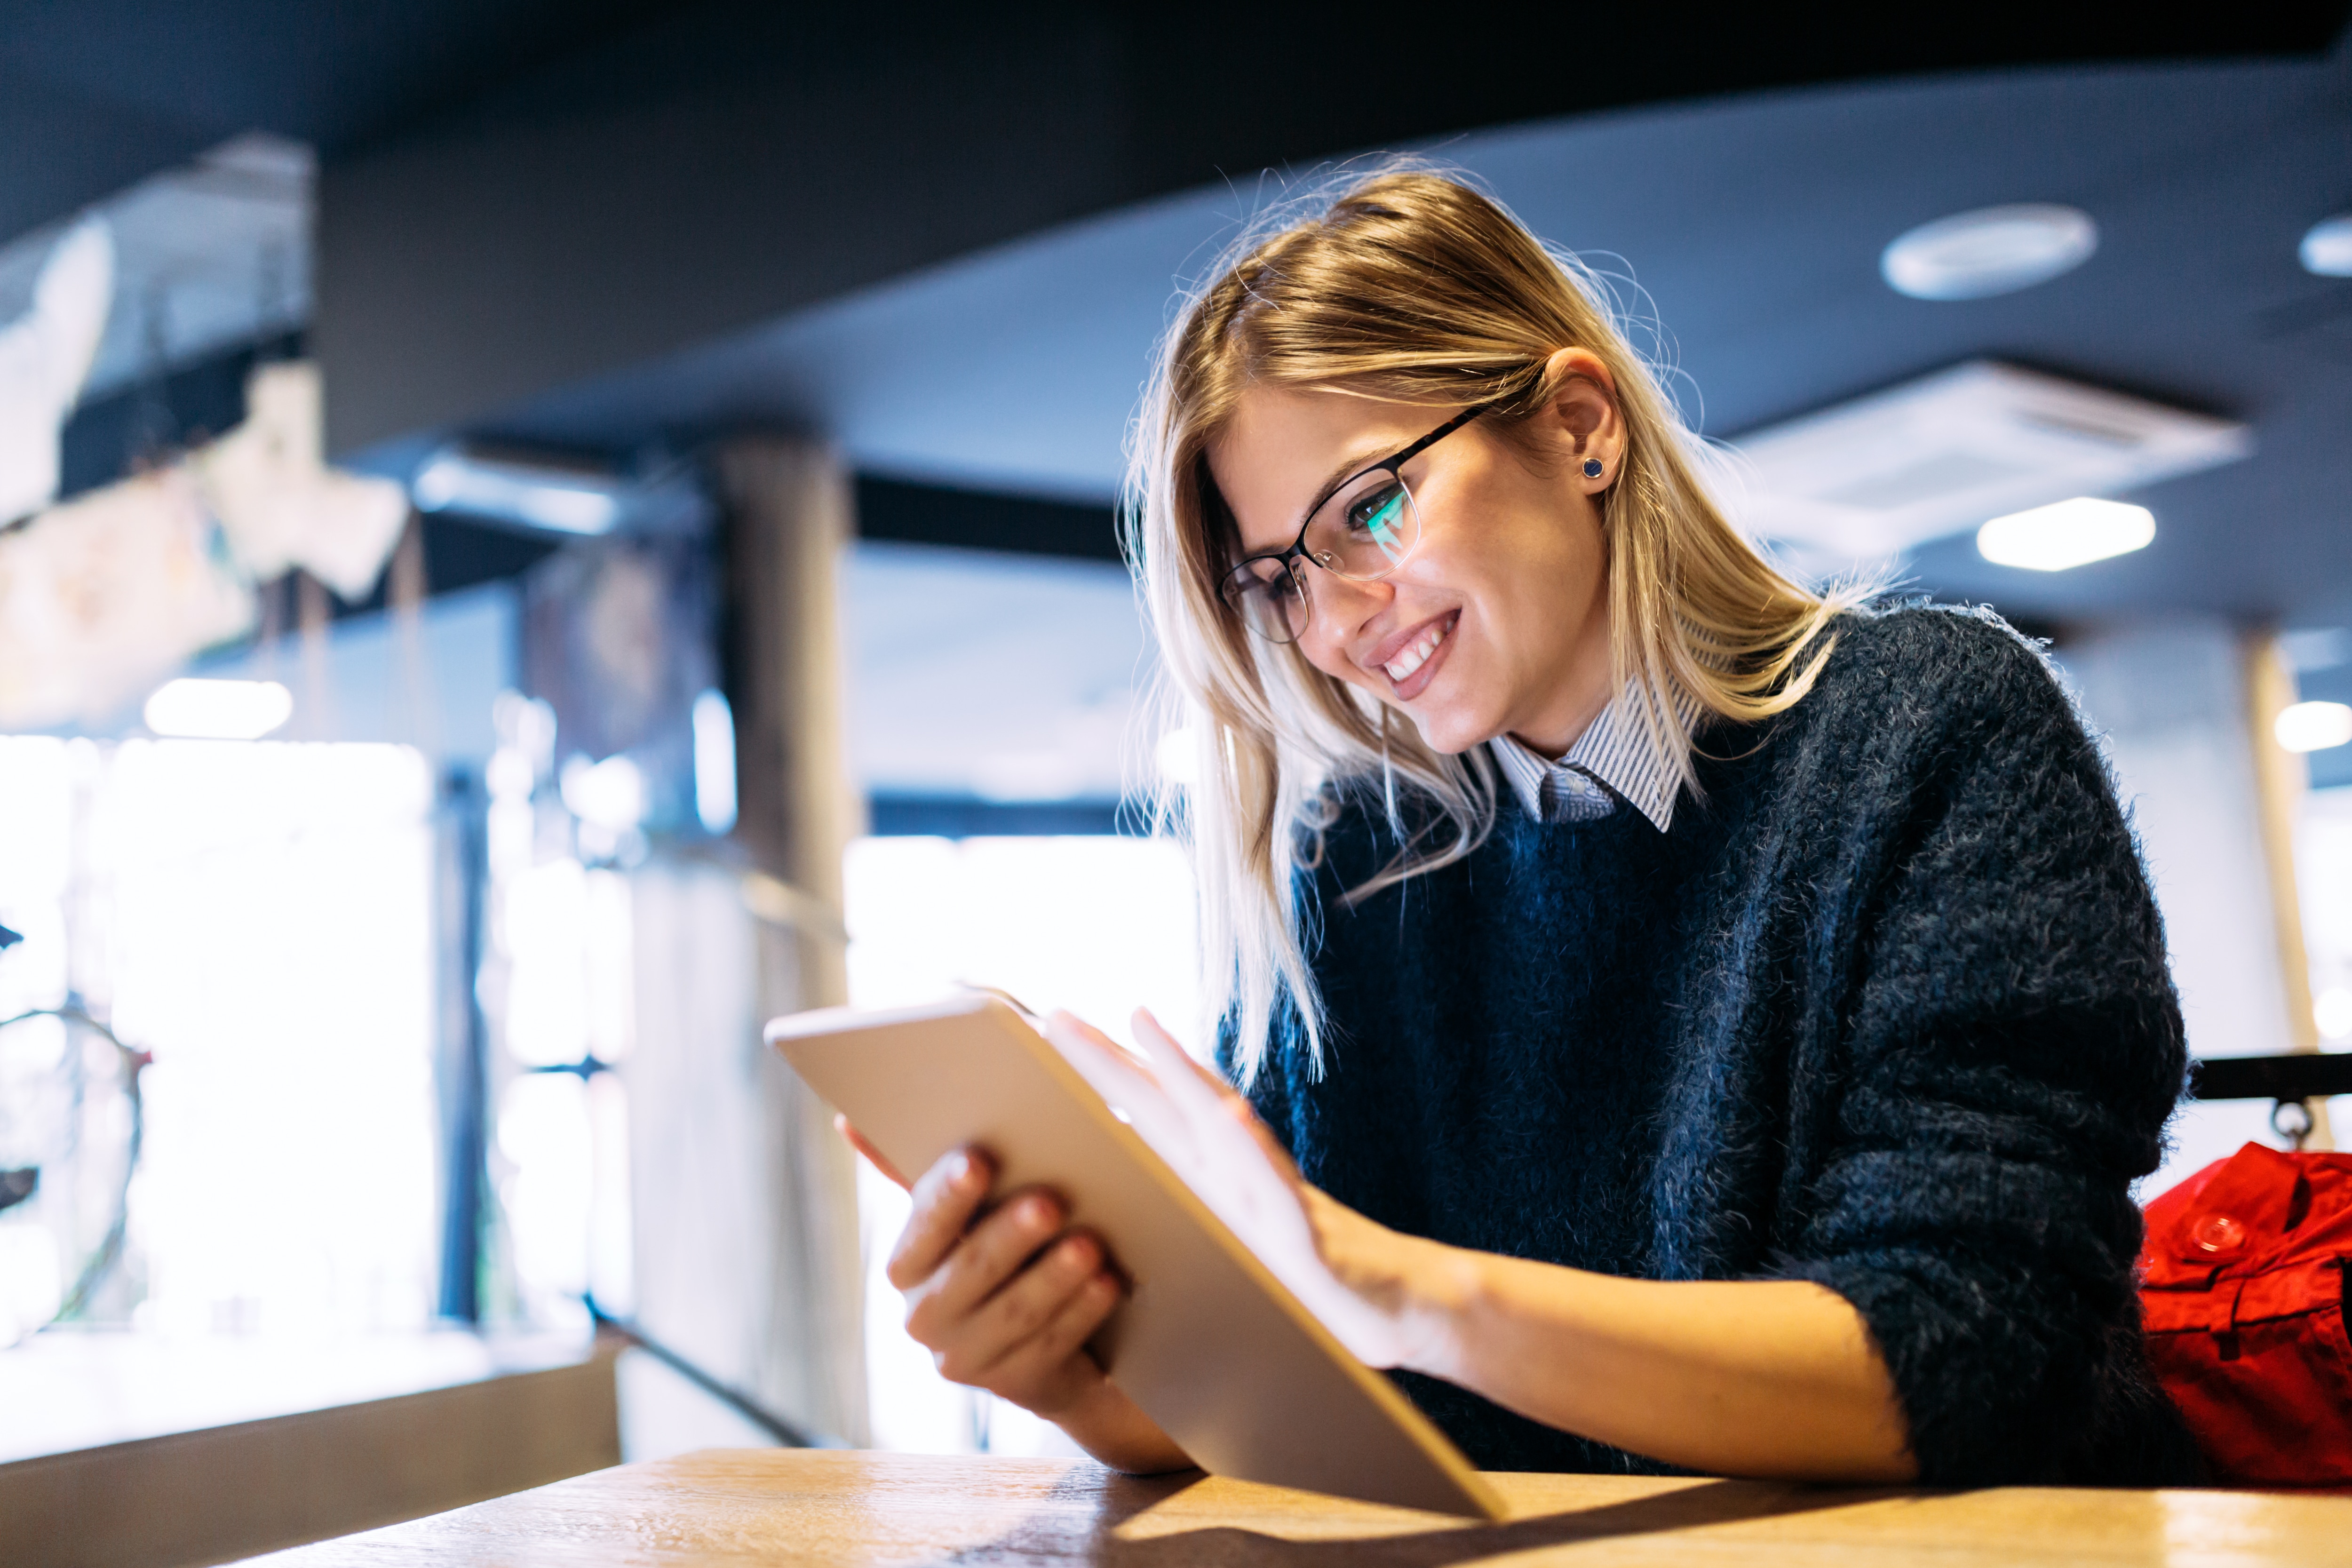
[842,832,1199,1455]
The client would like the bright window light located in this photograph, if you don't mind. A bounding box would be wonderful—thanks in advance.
[1976,498,2154,572]
[143,678,294,740]
[691,689,737,835]
[2276,701,2352,755]
[2315,987,2352,1041]
[104,739,440,1335]
[843,833,1199,1457]
[1154,726,1199,788]
[557,753,646,830]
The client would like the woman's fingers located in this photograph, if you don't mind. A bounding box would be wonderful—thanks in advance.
[886,1147,992,1291]
[1128,1006,1308,1185]
[1043,1009,1157,1084]
[981,1256,1123,1392]
[836,1115,909,1189]
[904,1185,1069,1333]
[936,1229,1111,1384]
[1133,1008,1254,1119]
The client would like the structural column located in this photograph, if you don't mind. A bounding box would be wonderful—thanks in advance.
[2246,633,2334,1149]
[715,436,869,1441]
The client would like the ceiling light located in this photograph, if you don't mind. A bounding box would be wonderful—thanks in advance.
[2300,215,2352,278]
[1881,204,2098,301]
[411,446,624,535]
[1976,498,2153,571]
[1732,362,2246,558]
[2276,701,2352,755]
[144,677,293,739]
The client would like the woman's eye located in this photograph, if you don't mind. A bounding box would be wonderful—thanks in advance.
[1346,485,1405,535]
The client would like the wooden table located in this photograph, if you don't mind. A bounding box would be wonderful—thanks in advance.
[233,1449,2352,1566]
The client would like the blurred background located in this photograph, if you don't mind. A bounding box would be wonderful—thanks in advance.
[1,5,2349,1559]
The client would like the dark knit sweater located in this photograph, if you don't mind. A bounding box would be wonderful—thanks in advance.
[1238,604,2201,1486]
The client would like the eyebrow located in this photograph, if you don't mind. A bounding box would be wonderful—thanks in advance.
[1274,400,1497,548]
[1276,445,1392,547]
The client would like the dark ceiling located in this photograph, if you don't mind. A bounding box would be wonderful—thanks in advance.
[459,48,2352,634]
[7,4,2345,245]
[12,1,2343,448]
[6,3,2351,632]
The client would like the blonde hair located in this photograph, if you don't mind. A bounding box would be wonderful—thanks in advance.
[1125,165,1857,1082]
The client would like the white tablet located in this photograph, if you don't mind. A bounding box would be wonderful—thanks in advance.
[767,995,1503,1518]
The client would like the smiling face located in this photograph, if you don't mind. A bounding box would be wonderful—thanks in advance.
[1206,356,1624,757]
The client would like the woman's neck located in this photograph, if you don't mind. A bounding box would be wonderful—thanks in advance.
[1502,609,1618,758]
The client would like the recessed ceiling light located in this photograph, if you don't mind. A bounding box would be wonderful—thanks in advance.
[2300,215,2352,278]
[144,678,294,740]
[1882,204,2098,301]
[1976,497,2153,571]
[2276,700,2352,754]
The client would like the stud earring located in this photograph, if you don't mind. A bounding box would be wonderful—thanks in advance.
[1582,458,1605,479]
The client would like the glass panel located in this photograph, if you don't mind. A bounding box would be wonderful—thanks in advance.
[843,832,1201,1457]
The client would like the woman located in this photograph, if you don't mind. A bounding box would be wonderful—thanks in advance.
[869,167,2198,1486]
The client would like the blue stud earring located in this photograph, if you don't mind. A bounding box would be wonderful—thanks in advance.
[1582,458,1605,479]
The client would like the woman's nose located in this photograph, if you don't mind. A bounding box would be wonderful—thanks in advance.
[1306,572,1394,648]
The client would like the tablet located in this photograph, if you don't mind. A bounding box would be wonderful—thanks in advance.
[767,995,1504,1519]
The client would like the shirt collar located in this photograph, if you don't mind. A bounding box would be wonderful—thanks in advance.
[1487,681,1703,833]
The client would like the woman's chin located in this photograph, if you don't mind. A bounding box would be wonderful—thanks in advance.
[1401,705,1493,758]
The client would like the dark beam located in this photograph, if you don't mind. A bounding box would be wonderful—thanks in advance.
[854,476,1121,565]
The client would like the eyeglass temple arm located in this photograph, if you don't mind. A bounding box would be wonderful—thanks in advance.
[1383,397,1502,470]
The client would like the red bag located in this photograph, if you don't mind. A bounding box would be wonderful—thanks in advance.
[2138,1141,2352,1487]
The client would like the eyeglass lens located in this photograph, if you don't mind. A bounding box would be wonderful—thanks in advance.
[1223,472,1423,642]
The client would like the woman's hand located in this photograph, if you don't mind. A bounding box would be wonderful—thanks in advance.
[1056,1017,1913,1482]
[838,1122,1191,1473]
[886,1146,1119,1417]
[1084,1009,1472,1372]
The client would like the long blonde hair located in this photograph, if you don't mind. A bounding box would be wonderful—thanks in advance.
[1126,165,1856,1082]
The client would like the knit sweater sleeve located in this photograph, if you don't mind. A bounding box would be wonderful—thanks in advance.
[1768,610,2189,1486]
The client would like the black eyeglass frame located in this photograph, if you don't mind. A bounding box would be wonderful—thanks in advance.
[1220,398,1501,639]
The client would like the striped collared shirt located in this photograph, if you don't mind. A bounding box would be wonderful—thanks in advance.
[1487,683,1704,832]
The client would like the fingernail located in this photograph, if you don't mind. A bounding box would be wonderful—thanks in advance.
[947,1151,971,1183]
[1025,1195,1056,1225]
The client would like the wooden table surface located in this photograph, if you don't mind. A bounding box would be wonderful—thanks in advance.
[238,1448,2352,1567]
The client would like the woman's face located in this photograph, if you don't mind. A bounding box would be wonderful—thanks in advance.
[1207,353,1624,757]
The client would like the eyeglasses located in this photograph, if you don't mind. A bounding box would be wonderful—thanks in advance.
[1218,400,1496,644]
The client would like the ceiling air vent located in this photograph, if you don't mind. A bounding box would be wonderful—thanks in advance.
[1724,361,2250,558]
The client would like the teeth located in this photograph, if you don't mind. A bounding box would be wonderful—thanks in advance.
[1383,621,1448,683]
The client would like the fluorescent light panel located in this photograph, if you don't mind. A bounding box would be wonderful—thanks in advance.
[1729,361,2249,558]
[411,447,625,535]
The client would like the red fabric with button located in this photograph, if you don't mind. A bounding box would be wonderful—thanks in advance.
[2138,1142,2352,1486]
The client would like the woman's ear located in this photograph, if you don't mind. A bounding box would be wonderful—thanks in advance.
[1540,346,1625,493]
